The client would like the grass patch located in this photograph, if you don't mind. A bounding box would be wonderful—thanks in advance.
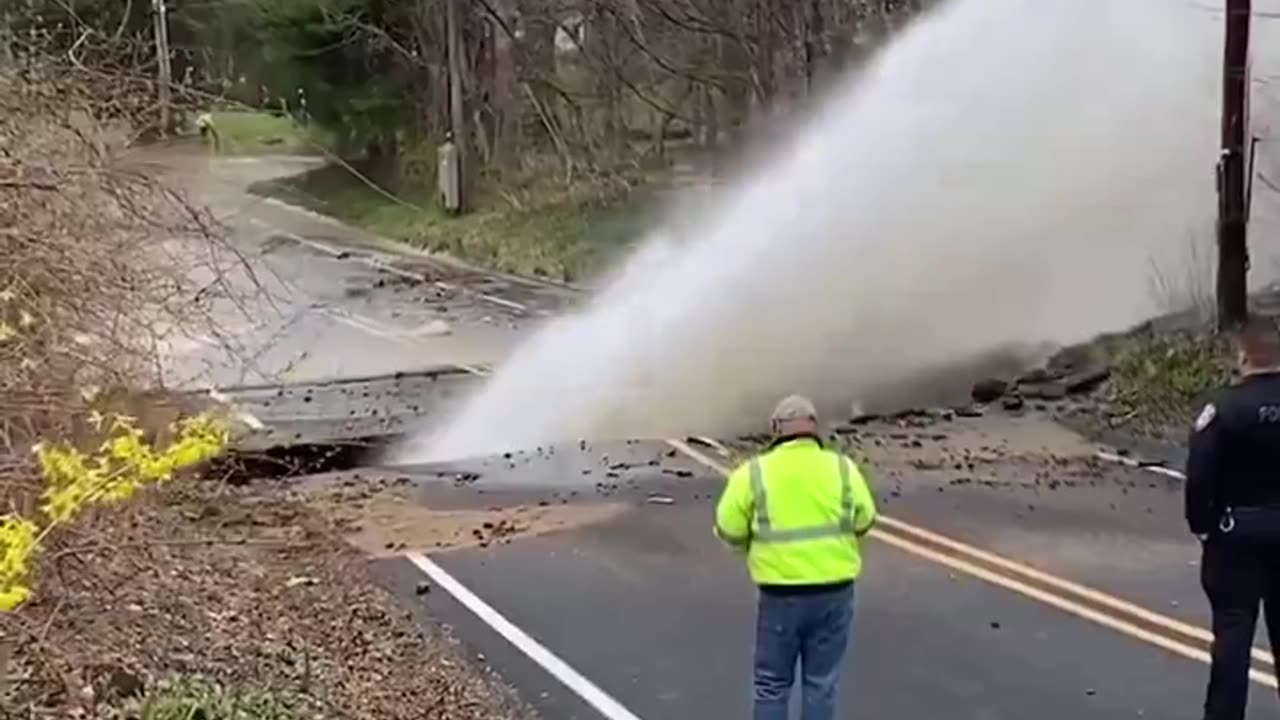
[1108,329,1236,437]
[249,165,656,282]
[202,110,325,156]
[127,679,305,720]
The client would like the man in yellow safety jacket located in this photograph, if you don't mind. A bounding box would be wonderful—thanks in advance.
[715,394,877,720]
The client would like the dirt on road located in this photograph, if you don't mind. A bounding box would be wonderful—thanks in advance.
[293,470,628,557]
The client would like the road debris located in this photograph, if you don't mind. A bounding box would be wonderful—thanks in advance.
[971,378,1010,403]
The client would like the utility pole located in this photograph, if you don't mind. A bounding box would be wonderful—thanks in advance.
[152,0,173,137]
[446,0,468,212]
[1217,0,1251,330]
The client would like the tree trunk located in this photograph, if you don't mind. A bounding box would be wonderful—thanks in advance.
[587,4,624,165]
[701,81,718,150]
[151,0,173,136]
[755,0,775,112]
[515,0,557,148]
[490,0,519,172]
[411,0,447,148]
[827,0,854,69]
[795,1,813,94]
[718,0,751,145]
[807,0,825,89]
[446,0,469,211]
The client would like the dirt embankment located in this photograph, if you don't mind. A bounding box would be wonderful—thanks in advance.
[7,483,536,719]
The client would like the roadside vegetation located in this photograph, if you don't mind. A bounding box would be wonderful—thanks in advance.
[125,679,304,720]
[1105,329,1236,441]
[251,164,656,281]
[201,109,326,156]
[1097,247,1241,442]
[0,17,528,720]
[131,0,938,282]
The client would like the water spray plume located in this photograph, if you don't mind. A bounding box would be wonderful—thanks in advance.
[395,0,1249,464]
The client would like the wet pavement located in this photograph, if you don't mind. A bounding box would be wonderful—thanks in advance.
[144,150,574,389]
[343,417,1280,720]
[372,454,1280,720]
[160,148,1280,720]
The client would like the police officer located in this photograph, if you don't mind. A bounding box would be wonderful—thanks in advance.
[1186,316,1280,720]
[715,394,877,720]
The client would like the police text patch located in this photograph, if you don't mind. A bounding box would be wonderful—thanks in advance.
[1195,403,1218,432]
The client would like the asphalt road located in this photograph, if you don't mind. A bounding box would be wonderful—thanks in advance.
[168,149,1280,719]
[140,149,572,389]
[374,450,1280,720]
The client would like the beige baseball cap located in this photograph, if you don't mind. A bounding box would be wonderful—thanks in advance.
[770,394,818,424]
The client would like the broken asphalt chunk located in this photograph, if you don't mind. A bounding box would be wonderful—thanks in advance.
[971,378,1009,403]
[1019,381,1068,400]
[1064,366,1111,395]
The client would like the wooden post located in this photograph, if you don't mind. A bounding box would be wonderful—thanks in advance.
[1217,0,1251,329]
[446,0,468,212]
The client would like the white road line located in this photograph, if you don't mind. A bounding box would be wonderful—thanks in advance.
[261,222,537,315]
[475,292,530,313]
[455,363,491,376]
[687,435,731,457]
[321,307,451,341]
[207,388,266,431]
[665,438,729,474]
[360,255,429,284]
[248,218,346,258]
[1096,451,1187,480]
[251,219,517,306]
[405,552,645,720]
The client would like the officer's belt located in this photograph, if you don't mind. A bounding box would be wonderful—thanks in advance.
[1218,505,1280,543]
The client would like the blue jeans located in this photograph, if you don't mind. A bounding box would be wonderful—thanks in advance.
[753,583,855,720]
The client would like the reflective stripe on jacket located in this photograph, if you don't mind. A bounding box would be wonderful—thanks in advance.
[714,436,877,586]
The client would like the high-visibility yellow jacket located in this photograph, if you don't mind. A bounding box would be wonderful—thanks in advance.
[714,436,877,586]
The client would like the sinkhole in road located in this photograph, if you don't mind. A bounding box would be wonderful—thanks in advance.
[210,436,394,484]
[398,0,1247,467]
[205,367,477,482]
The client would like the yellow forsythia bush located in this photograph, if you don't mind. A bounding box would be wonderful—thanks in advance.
[0,413,228,611]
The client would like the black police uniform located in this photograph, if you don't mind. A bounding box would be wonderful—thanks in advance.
[1186,370,1280,720]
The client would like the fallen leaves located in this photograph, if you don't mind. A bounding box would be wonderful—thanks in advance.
[7,485,534,719]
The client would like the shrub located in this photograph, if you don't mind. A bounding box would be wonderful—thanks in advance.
[1111,330,1236,437]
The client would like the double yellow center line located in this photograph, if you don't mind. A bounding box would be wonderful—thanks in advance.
[449,364,1270,684]
[664,438,1277,688]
